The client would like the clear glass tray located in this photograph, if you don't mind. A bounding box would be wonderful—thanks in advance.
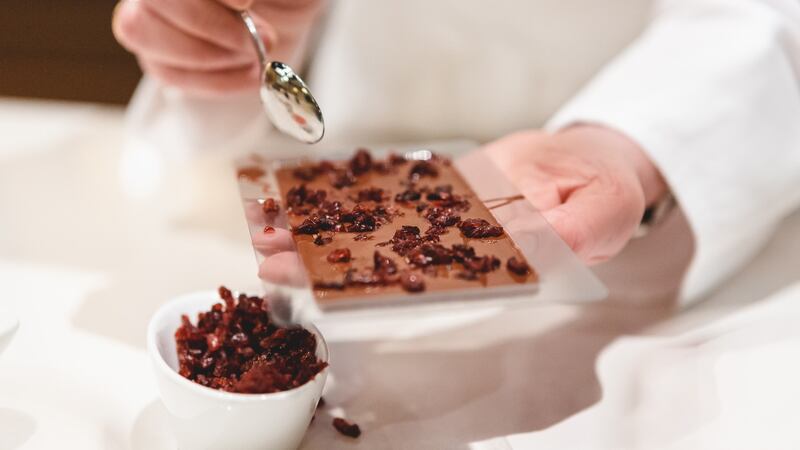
[235,140,607,321]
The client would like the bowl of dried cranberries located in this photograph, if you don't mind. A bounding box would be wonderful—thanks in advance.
[147,287,329,450]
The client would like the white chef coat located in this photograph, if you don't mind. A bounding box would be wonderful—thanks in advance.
[125,0,800,305]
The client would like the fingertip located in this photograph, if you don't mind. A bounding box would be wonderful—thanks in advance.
[111,1,140,48]
[258,252,306,286]
[542,207,591,261]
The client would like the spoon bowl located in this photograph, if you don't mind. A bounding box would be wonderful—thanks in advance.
[240,11,325,144]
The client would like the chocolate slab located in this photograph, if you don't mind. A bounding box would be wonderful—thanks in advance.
[274,150,537,303]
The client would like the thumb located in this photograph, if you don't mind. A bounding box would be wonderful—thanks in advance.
[542,182,643,265]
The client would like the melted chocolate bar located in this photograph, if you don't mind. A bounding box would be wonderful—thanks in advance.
[275,149,537,302]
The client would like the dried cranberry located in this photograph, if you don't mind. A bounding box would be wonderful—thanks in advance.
[317,161,336,173]
[292,166,317,181]
[313,234,332,246]
[327,248,352,263]
[295,216,320,234]
[408,160,439,180]
[355,187,386,203]
[400,271,425,292]
[313,280,345,290]
[462,255,501,273]
[424,207,461,227]
[174,287,327,394]
[426,185,452,201]
[456,270,479,280]
[407,244,453,267]
[342,208,377,232]
[349,148,373,175]
[344,269,384,286]
[262,198,280,215]
[452,244,476,263]
[263,226,275,234]
[507,256,532,276]
[286,185,326,212]
[395,189,421,203]
[373,251,398,275]
[458,218,504,238]
[329,168,357,189]
[332,418,361,438]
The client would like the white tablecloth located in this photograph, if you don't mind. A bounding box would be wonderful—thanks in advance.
[1,98,799,449]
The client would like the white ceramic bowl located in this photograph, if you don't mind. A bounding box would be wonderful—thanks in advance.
[147,291,329,450]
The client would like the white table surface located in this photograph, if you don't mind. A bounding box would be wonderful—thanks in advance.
[2,98,800,450]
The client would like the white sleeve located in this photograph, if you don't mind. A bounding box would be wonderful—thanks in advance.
[547,0,800,303]
[123,76,271,158]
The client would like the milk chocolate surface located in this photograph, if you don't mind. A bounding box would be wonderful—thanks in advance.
[274,149,537,303]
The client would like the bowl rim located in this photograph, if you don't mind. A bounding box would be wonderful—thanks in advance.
[147,290,329,403]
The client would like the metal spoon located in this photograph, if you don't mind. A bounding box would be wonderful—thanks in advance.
[239,11,325,144]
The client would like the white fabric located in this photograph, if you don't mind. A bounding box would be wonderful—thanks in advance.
[548,0,800,302]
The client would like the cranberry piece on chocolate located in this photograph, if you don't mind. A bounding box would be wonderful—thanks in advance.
[408,160,439,180]
[424,207,461,227]
[344,269,384,286]
[507,256,531,276]
[407,243,453,267]
[373,251,398,275]
[458,218,504,238]
[452,244,476,263]
[425,185,453,201]
[313,234,332,246]
[400,271,425,292]
[262,198,280,215]
[463,255,501,273]
[263,226,275,234]
[295,216,320,234]
[332,418,361,438]
[343,208,378,232]
[327,248,352,263]
[313,280,346,290]
[395,189,421,203]
[349,148,373,175]
[292,166,317,181]
[456,270,479,280]
[355,187,386,203]
[329,168,357,189]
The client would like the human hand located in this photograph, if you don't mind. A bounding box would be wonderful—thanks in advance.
[484,126,667,264]
[112,0,324,96]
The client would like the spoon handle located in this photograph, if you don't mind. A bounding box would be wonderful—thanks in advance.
[239,10,268,71]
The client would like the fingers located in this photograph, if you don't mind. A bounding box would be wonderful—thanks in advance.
[252,227,295,256]
[258,251,307,286]
[140,60,259,96]
[114,1,256,71]
[139,0,252,52]
[542,178,644,265]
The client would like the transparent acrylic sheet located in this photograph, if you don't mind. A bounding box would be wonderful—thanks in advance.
[236,140,607,322]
